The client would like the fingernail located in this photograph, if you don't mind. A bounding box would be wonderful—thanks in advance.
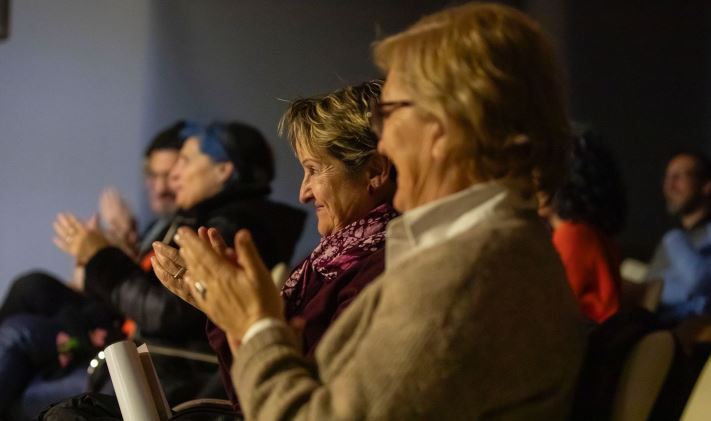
[174,233,181,242]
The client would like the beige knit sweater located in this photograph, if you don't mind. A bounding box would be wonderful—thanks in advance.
[232,208,586,420]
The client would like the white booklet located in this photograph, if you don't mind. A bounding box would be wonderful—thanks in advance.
[104,340,172,421]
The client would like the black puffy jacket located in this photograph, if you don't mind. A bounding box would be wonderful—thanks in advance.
[84,186,306,347]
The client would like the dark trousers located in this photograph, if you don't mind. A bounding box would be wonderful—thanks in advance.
[0,314,64,414]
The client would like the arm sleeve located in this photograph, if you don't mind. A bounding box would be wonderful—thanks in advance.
[84,247,205,340]
[553,224,620,323]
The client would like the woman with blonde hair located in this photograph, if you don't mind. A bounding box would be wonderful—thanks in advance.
[152,80,397,413]
[168,3,585,420]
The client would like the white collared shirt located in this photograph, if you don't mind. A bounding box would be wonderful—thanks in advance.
[385,180,537,270]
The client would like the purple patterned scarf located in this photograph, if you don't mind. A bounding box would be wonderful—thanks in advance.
[282,203,398,313]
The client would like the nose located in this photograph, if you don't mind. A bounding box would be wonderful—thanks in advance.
[299,174,313,204]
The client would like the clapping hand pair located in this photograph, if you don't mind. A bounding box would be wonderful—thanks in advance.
[151,227,284,342]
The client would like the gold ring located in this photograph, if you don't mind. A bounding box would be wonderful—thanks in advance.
[194,281,207,299]
[172,266,186,280]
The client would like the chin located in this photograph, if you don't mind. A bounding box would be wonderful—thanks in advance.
[393,192,408,213]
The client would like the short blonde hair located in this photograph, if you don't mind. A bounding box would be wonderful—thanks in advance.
[374,3,570,196]
[279,80,383,173]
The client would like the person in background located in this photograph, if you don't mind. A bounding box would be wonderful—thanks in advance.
[0,121,186,419]
[152,80,398,413]
[645,151,711,324]
[538,130,626,324]
[39,121,306,420]
[164,4,585,419]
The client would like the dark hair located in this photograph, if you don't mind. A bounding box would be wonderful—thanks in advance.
[223,121,275,189]
[553,129,626,235]
[670,150,711,181]
[144,120,186,157]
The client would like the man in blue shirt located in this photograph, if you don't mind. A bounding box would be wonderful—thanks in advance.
[646,151,711,323]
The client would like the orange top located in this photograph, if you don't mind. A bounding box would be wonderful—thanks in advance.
[552,221,621,323]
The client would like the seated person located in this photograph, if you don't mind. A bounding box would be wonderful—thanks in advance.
[1,121,306,418]
[538,130,626,324]
[646,151,711,324]
[0,121,184,324]
[164,4,585,420]
[153,80,398,412]
[0,121,185,419]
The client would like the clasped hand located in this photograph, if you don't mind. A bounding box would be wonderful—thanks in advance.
[152,227,284,341]
[52,212,110,265]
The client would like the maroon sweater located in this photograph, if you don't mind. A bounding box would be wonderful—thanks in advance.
[206,247,386,410]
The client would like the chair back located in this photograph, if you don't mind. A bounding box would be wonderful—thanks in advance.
[271,262,289,290]
[611,330,675,421]
[680,352,711,421]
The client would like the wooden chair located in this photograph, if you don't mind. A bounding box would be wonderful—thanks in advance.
[610,330,675,421]
[680,349,711,420]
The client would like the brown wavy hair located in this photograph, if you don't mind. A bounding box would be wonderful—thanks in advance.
[279,80,383,174]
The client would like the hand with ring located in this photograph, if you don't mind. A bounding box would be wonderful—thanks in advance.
[152,226,237,310]
[53,212,110,265]
[173,227,284,341]
[151,241,199,309]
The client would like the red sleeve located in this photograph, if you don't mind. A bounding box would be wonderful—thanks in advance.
[553,222,620,323]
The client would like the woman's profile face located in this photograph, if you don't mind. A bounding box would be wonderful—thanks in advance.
[376,71,436,212]
[296,144,374,237]
[170,137,231,210]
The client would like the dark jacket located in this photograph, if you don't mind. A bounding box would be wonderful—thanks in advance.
[84,186,306,347]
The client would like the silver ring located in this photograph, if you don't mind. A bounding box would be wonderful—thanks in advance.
[172,266,186,280]
[194,281,207,299]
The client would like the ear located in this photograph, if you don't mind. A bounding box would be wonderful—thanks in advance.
[215,162,236,185]
[428,115,449,162]
[366,154,392,191]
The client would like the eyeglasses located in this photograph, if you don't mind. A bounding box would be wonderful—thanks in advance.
[368,100,414,138]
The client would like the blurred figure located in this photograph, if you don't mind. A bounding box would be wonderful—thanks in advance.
[539,130,626,324]
[162,4,585,420]
[646,151,711,323]
[152,81,397,413]
[0,121,186,419]
[45,122,305,419]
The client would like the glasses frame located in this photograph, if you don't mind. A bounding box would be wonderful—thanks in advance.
[368,100,414,138]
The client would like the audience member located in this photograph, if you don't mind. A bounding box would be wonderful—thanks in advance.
[152,80,398,413]
[646,151,711,324]
[0,121,186,418]
[539,130,626,323]
[167,4,585,419]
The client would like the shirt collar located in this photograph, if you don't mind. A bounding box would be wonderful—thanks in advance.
[385,179,537,269]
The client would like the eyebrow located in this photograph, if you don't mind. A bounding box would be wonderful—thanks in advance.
[300,158,319,166]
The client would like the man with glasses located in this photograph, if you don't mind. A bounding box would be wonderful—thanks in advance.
[0,121,193,419]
